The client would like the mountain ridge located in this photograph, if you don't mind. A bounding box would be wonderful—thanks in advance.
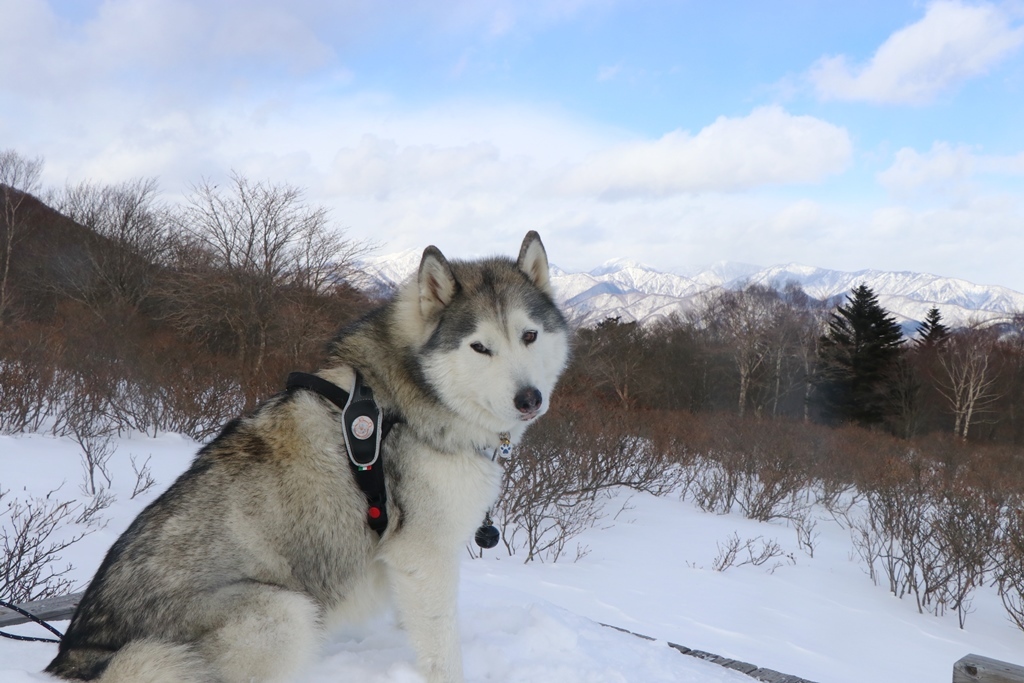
[359,252,1024,330]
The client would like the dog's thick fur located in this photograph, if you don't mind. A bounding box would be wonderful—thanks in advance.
[45,232,569,683]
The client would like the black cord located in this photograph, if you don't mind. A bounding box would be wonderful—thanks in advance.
[0,598,64,643]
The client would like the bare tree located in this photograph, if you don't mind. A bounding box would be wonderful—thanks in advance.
[163,173,368,376]
[0,149,44,327]
[717,286,773,417]
[933,324,1002,440]
[49,177,167,313]
[574,317,646,408]
[704,284,800,418]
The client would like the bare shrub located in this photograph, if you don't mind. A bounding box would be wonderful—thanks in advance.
[686,455,739,515]
[494,447,604,563]
[75,489,114,528]
[713,532,793,573]
[678,416,813,523]
[490,403,685,563]
[0,326,63,434]
[130,454,156,499]
[862,480,937,612]
[737,466,807,523]
[154,369,245,441]
[839,447,1002,629]
[932,490,999,628]
[813,479,860,527]
[61,394,117,497]
[794,514,820,558]
[848,508,883,586]
[994,504,1024,632]
[51,368,116,438]
[73,430,115,497]
[0,358,55,434]
[0,486,87,603]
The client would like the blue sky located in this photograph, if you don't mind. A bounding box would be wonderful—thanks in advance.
[3,1,1024,291]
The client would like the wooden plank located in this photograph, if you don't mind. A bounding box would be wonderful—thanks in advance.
[0,591,83,628]
[611,625,820,683]
[749,668,817,683]
[722,659,760,675]
[954,654,1024,683]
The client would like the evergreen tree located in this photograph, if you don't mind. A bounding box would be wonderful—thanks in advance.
[816,284,906,426]
[914,307,950,348]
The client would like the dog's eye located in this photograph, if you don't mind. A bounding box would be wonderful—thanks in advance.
[522,330,538,345]
[470,341,491,355]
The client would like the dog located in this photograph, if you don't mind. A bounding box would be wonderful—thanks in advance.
[45,231,570,683]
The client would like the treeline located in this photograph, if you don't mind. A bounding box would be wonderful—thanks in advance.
[568,283,1024,445]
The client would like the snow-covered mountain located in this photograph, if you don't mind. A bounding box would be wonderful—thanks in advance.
[359,254,1024,330]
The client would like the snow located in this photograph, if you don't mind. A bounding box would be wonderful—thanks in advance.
[3,432,1023,683]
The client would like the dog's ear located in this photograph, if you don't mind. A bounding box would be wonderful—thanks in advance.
[517,231,552,296]
[418,245,458,319]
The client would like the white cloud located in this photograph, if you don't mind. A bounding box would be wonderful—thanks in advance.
[326,135,524,200]
[0,0,338,99]
[771,199,831,237]
[0,0,615,104]
[808,0,1024,104]
[554,106,852,199]
[878,143,977,195]
[879,142,1024,196]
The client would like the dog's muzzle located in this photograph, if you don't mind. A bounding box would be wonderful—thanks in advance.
[514,387,542,420]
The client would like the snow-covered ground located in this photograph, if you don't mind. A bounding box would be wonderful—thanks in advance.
[2,432,1022,682]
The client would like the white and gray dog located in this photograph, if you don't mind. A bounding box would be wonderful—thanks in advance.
[45,231,570,683]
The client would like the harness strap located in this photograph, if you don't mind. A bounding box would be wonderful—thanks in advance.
[286,371,399,536]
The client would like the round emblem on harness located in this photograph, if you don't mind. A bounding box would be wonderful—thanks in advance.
[351,415,375,440]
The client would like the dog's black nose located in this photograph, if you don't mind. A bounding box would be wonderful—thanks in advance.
[514,387,542,414]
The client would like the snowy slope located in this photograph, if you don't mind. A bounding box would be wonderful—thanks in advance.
[359,253,1024,329]
[3,433,1023,683]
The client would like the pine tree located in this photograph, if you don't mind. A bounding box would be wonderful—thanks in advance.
[915,307,950,348]
[816,284,906,426]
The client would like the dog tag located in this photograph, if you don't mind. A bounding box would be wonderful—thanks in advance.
[497,432,512,459]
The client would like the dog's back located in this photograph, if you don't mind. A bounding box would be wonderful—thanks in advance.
[46,395,374,681]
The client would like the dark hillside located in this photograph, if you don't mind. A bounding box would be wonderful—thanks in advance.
[0,183,373,436]
[0,185,113,320]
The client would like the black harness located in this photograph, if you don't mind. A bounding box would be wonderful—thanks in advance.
[286,371,399,537]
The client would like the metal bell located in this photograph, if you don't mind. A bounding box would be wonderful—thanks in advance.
[474,524,500,549]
